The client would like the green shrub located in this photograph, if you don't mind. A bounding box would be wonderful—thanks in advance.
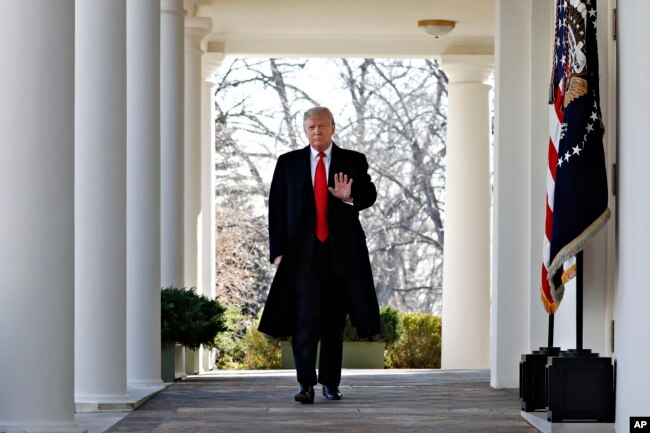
[242,327,281,369]
[213,305,250,369]
[210,307,281,370]
[385,312,441,368]
[219,306,440,370]
[241,309,281,369]
[378,305,400,344]
[161,287,228,350]
[342,305,400,344]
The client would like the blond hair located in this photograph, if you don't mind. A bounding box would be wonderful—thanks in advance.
[303,107,335,127]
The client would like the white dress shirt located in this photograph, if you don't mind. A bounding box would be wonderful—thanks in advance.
[310,144,332,186]
[309,143,353,205]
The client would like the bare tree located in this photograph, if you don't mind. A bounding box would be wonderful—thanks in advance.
[333,59,447,312]
[215,192,272,315]
[214,58,447,315]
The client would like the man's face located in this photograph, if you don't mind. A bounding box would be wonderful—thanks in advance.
[304,115,335,152]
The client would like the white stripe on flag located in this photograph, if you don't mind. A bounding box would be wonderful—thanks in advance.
[549,107,562,152]
[543,238,551,264]
[546,171,555,212]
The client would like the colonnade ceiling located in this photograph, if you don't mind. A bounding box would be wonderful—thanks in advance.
[195,0,494,58]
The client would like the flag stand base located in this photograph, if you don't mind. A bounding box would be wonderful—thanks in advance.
[521,410,614,433]
[520,347,561,412]
[546,351,614,422]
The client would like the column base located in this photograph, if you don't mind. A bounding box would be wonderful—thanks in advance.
[75,384,166,413]
[75,393,132,413]
[127,379,165,387]
[0,421,86,433]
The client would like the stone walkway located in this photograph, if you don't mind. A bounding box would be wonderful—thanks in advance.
[104,369,537,433]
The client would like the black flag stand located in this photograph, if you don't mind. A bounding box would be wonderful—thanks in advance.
[576,251,583,351]
[562,252,593,356]
[545,250,614,422]
[519,300,561,411]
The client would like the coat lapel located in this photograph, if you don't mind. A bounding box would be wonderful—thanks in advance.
[298,146,313,210]
[299,145,311,188]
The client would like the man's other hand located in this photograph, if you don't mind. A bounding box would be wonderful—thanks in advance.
[273,255,282,268]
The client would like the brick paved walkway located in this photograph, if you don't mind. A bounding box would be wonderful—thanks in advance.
[105,369,536,433]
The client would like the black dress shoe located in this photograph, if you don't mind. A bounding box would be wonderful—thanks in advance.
[322,386,342,400]
[294,385,314,404]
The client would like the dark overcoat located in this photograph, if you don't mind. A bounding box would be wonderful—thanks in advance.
[258,143,381,338]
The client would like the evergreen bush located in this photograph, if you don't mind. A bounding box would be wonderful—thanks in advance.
[234,306,400,369]
[161,287,228,350]
[341,305,400,343]
[213,305,251,369]
[217,306,441,370]
[242,326,282,369]
[241,309,281,369]
[385,312,441,368]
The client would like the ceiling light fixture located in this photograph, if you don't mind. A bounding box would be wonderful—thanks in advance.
[417,19,456,38]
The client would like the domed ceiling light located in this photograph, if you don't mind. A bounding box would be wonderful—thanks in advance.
[417,19,456,38]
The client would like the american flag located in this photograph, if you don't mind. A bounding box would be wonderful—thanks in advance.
[541,0,610,314]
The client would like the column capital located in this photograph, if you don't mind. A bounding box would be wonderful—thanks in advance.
[183,0,197,17]
[439,54,494,85]
[185,17,212,51]
[202,52,224,82]
[162,0,185,15]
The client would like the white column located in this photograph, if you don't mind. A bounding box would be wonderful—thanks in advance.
[0,3,80,432]
[200,53,223,372]
[127,0,163,387]
[75,0,130,407]
[184,17,212,291]
[183,17,212,375]
[526,0,556,358]
[201,53,223,301]
[616,1,650,431]
[492,0,532,387]
[161,0,186,288]
[440,55,493,370]
[491,0,546,388]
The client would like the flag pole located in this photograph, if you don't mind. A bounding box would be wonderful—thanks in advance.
[576,251,583,351]
[548,313,555,348]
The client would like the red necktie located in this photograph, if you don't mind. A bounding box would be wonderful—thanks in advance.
[314,151,329,242]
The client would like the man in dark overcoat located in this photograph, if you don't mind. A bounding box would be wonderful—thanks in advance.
[258,106,381,403]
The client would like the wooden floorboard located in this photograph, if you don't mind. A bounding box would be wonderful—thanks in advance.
[105,369,537,433]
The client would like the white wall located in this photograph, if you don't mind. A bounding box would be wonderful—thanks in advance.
[615,1,650,431]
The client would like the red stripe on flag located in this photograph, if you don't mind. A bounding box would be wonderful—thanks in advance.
[541,264,556,312]
[548,139,558,180]
[545,202,553,238]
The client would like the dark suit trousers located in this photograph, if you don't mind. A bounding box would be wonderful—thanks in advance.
[292,239,347,388]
